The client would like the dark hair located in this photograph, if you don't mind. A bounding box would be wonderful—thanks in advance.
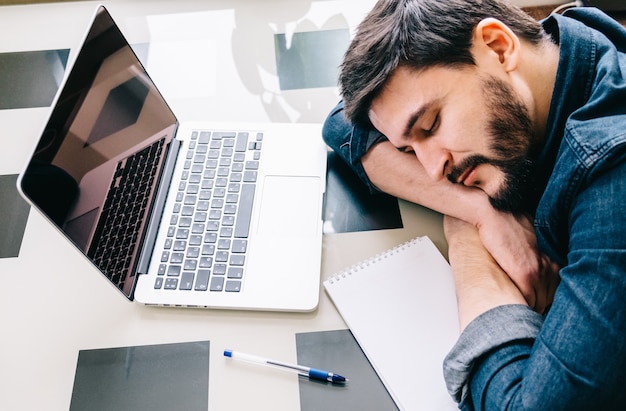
[339,0,548,127]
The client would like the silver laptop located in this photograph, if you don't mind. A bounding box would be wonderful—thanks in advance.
[17,5,327,311]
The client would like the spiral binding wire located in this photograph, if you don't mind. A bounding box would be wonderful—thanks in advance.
[325,237,424,284]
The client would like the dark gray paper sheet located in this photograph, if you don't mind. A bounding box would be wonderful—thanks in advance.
[0,174,30,258]
[324,151,403,233]
[70,341,210,411]
[296,329,399,411]
[0,49,69,110]
[274,29,350,90]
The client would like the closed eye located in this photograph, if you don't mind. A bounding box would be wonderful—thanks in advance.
[425,113,439,135]
[396,111,439,153]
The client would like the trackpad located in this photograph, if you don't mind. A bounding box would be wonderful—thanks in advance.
[257,176,321,237]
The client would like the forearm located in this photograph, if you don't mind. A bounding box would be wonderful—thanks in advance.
[362,141,491,225]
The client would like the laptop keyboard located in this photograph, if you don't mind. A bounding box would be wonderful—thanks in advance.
[90,137,166,291]
[155,130,263,293]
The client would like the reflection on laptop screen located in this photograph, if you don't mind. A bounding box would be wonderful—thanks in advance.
[21,7,177,297]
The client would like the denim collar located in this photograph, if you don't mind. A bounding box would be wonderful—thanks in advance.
[527,12,596,213]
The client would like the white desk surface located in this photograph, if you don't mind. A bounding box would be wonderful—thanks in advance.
[0,1,448,410]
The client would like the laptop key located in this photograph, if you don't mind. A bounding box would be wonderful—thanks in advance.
[234,184,255,238]
[199,131,210,144]
[194,269,210,291]
[199,256,213,267]
[210,276,224,291]
[167,265,181,276]
[235,132,249,152]
[180,272,195,290]
[232,239,247,253]
[243,171,257,183]
[154,277,163,289]
[230,254,245,266]
[225,280,241,292]
[228,267,243,279]
[164,278,178,290]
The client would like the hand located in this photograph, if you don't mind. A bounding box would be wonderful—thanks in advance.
[475,210,560,313]
[444,215,528,330]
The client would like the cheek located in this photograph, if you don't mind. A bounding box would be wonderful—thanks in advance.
[439,121,488,154]
[443,106,491,149]
[440,103,480,142]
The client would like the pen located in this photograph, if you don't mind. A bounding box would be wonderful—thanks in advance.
[223,349,349,383]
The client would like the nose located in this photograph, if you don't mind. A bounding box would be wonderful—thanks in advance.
[412,143,450,181]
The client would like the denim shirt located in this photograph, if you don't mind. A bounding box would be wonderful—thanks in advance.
[444,9,626,410]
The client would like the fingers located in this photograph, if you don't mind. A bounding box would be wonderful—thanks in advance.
[534,255,561,314]
[504,248,540,309]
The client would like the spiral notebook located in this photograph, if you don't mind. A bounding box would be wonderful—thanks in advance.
[324,236,459,411]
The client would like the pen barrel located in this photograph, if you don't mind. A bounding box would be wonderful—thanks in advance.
[226,351,269,365]
[266,359,309,374]
[225,350,309,373]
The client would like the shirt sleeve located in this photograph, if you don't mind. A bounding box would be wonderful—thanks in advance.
[322,100,386,193]
[443,304,544,403]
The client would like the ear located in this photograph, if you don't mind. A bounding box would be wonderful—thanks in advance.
[472,18,520,72]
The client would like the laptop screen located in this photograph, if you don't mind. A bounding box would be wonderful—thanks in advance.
[20,6,177,297]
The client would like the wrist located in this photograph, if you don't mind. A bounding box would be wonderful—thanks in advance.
[459,190,496,229]
[454,266,528,330]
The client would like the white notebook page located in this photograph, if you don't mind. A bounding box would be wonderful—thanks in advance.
[324,236,459,410]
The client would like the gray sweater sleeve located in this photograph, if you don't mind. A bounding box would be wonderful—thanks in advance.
[443,304,545,403]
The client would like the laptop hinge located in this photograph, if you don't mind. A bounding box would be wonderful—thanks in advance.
[137,138,181,275]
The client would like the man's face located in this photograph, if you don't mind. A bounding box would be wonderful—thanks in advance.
[369,65,535,213]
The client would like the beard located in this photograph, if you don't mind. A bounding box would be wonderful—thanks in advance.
[447,74,536,214]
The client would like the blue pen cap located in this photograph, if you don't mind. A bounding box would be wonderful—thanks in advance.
[224,350,233,357]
